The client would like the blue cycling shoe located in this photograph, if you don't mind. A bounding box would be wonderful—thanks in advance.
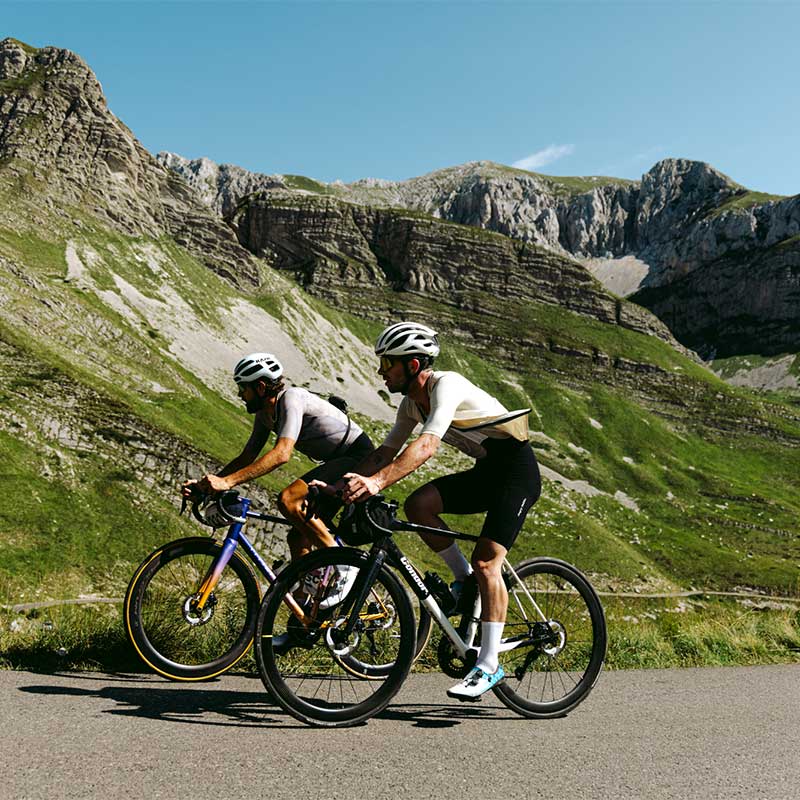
[447,666,505,701]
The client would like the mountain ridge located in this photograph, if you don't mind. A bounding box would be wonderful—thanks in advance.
[160,151,800,363]
[2,37,799,606]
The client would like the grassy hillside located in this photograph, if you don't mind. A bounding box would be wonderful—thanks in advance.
[1,164,799,672]
[3,166,800,597]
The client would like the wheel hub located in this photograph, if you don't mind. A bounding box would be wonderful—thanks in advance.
[542,619,567,656]
[182,593,215,626]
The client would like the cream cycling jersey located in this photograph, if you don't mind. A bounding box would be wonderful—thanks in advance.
[383,371,530,459]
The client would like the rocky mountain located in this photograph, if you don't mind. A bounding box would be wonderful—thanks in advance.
[2,38,800,605]
[162,153,800,363]
[230,189,685,352]
[0,39,261,287]
[158,152,286,218]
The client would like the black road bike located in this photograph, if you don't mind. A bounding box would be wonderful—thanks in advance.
[254,494,607,727]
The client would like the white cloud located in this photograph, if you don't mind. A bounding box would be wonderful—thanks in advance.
[512,144,575,171]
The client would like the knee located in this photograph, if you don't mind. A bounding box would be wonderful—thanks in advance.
[278,484,304,520]
[403,491,426,522]
[276,488,291,517]
[471,555,503,584]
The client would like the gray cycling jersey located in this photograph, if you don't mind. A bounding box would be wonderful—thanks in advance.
[271,387,366,462]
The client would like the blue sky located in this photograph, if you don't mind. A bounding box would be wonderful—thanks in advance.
[4,1,799,194]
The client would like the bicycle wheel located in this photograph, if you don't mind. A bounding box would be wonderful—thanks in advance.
[336,586,433,680]
[124,537,261,681]
[254,547,415,727]
[493,557,606,718]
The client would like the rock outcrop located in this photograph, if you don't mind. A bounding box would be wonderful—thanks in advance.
[631,234,800,359]
[0,38,261,287]
[158,152,286,218]
[164,152,800,358]
[231,189,689,353]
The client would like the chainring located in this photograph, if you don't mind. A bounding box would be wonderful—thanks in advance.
[437,615,479,678]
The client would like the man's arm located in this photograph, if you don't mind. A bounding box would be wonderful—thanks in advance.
[351,444,401,478]
[341,434,440,503]
[182,417,272,497]
[319,444,399,496]
[217,420,271,478]
[199,437,296,493]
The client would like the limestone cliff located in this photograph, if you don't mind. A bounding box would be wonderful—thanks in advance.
[0,38,260,286]
[164,154,799,359]
[231,189,682,351]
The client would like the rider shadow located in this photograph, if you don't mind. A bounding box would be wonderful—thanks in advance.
[19,680,541,729]
[18,681,297,729]
[44,671,161,684]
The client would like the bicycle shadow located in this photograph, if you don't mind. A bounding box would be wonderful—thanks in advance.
[19,681,290,728]
[374,702,519,727]
[19,679,532,729]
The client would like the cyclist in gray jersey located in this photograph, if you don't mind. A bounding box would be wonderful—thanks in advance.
[183,352,374,561]
[321,323,541,700]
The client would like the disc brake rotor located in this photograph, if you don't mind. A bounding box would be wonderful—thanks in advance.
[325,617,361,656]
[182,594,214,626]
[543,619,567,656]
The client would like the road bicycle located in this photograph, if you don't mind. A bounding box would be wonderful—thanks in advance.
[254,494,607,727]
[124,491,432,681]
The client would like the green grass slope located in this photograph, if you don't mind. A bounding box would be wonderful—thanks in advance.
[1,161,799,673]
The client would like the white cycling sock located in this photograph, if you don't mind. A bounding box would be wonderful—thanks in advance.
[438,543,472,582]
[475,621,504,674]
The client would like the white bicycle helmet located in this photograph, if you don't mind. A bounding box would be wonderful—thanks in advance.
[233,352,283,385]
[374,322,440,358]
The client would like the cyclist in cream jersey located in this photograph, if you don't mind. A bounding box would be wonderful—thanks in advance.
[331,322,541,700]
[384,370,531,459]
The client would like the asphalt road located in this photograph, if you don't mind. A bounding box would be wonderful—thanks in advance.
[2,665,798,800]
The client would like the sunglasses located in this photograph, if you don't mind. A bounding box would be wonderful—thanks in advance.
[378,356,398,373]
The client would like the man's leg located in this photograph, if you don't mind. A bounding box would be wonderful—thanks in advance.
[278,478,337,559]
[446,536,508,700]
[471,536,508,673]
[404,484,471,581]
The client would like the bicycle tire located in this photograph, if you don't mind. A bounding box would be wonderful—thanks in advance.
[124,537,261,681]
[492,557,606,718]
[254,547,415,727]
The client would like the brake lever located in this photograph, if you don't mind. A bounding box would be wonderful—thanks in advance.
[180,484,208,523]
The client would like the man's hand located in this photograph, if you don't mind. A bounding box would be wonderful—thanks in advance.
[181,480,200,498]
[197,473,233,494]
[307,479,340,497]
[341,472,382,504]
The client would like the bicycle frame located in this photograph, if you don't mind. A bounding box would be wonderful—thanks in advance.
[338,515,551,660]
[192,498,310,620]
